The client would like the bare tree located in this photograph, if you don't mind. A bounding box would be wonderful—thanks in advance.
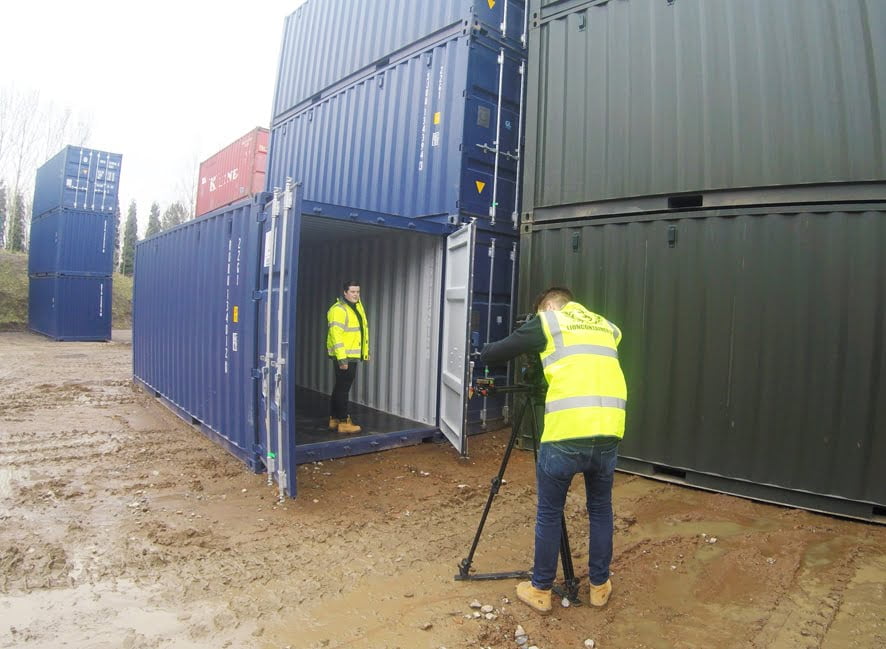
[0,181,6,249]
[0,86,93,244]
[175,151,200,220]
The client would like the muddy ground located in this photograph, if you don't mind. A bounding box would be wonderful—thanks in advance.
[0,331,884,649]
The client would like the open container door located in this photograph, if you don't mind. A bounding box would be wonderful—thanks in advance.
[257,179,302,499]
[439,220,476,455]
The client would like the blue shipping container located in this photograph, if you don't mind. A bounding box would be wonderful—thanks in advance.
[33,146,122,219]
[133,199,263,471]
[274,0,526,118]
[28,275,112,341]
[132,183,515,498]
[269,32,525,228]
[28,208,116,276]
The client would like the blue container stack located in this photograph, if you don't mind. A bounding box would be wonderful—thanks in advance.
[28,145,122,341]
[269,0,529,430]
[269,0,526,229]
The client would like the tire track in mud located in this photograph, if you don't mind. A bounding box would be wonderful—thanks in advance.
[751,539,873,649]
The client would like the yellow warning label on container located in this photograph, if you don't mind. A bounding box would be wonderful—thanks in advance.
[476,181,486,193]
[488,0,496,9]
[433,111,441,125]
[233,306,239,323]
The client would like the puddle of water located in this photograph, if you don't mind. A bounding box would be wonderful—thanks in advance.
[0,579,255,649]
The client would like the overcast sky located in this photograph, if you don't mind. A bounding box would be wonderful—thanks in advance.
[1,0,304,235]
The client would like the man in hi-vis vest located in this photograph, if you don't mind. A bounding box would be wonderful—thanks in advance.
[479,286,627,614]
[326,281,370,434]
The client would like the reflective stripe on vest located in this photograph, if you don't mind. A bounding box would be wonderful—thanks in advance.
[326,299,370,360]
[539,304,627,442]
[546,395,628,414]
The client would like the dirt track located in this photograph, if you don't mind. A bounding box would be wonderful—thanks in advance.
[1,331,884,649]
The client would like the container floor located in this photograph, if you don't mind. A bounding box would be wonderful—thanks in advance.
[294,387,434,445]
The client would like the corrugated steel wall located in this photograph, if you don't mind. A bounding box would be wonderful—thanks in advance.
[524,0,886,208]
[273,0,525,118]
[133,200,262,466]
[28,275,111,341]
[33,146,122,218]
[28,208,115,276]
[294,218,443,425]
[196,128,269,218]
[269,33,523,224]
[520,201,886,513]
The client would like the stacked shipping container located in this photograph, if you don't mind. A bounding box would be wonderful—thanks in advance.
[28,146,122,341]
[195,128,269,218]
[268,0,529,433]
[132,0,530,497]
[519,0,886,520]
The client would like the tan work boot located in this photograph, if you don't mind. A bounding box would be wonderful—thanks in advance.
[589,579,612,607]
[516,581,552,615]
[337,416,361,434]
[328,417,340,430]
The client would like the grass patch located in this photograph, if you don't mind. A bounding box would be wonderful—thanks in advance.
[112,272,133,328]
[0,250,133,329]
[0,250,28,330]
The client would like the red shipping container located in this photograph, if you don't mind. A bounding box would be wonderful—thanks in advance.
[196,127,269,217]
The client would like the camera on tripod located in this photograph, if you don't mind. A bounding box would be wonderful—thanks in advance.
[456,311,580,602]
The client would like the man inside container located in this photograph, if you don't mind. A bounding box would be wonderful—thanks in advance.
[479,286,627,614]
[326,281,370,434]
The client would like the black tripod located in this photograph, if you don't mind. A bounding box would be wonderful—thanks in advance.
[454,384,580,604]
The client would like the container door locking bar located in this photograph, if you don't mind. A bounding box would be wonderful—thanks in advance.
[262,189,280,487]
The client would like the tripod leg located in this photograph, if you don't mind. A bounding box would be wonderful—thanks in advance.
[558,515,580,603]
[456,395,529,580]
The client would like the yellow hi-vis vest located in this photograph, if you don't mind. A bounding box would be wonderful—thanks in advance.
[326,298,370,361]
[539,302,627,443]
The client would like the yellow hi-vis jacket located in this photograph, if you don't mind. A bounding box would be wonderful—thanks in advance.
[539,302,627,442]
[326,298,370,362]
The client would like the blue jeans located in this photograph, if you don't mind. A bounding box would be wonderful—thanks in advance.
[532,438,619,589]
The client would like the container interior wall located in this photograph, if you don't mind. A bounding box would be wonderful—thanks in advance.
[133,200,261,462]
[524,0,886,209]
[294,217,443,426]
[520,202,886,507]
[268,33,522,225]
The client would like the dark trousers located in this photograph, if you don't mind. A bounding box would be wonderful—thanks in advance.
[330,360,357,419]
[533,438,620,589]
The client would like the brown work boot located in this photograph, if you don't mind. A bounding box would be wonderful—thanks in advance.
[337,416,361,434]
[328,417,340,430]
[516,581,552,615]
[589,579,612,607]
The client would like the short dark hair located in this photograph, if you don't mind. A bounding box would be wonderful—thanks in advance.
[534,286,573,311]
[342,281,360,292]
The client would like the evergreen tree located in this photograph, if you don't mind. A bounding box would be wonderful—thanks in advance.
[113,202,122,271]
[145,201,162,237]
[7,190,25,252]
[0,181,7,249]
[121,200,138,276]
[161,201,187,230]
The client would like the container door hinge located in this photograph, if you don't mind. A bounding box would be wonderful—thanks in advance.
[251,368,262,379]
[253,289,266,301]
